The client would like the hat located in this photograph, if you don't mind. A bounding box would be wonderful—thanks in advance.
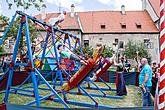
[57,44,62,50]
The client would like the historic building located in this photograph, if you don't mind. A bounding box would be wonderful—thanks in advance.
[0,1,160,61]
[35,1,160,62]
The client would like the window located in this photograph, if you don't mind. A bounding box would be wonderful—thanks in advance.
[144,39,153,49]
[119,41,124,48]
[84,40,89,46]
[136,23,142,29]
[99,38,102,40]
[5,40,9,48]
[9,39,14,44]
[9,39,14,48]
[120,23,126,29]
[40,41,45,48]
[100,24,106,29]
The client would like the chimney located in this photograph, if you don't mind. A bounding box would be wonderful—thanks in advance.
[71,4,75,17]
[41,6,46,20]
[142,0,146,10]
[121,5,126,15]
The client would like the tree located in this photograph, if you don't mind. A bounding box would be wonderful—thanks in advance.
[0,46,5,53]
[0,15,37,50]
[76,45,113,58]
[123,40,151,60]
[6,17,38,48]
[6,0,46,10]
[102,46,113,58]
[0,16,9,27]
[0,15,10,54]
[82,46,94,57]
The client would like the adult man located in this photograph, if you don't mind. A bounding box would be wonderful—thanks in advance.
[139,58,153,106]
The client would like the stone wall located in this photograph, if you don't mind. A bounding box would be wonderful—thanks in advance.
[83,33,159,62]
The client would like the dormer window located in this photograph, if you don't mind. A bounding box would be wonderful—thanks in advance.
[100,24,106,29]
[120,22,126,29]
[136,22,142,29]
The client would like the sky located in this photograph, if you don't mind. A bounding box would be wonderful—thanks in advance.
[0,0,142,18]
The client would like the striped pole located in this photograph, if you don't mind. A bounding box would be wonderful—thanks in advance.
[159,0,165,110]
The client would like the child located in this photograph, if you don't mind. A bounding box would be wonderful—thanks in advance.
[57,44,87,65]
[49,11,66,27]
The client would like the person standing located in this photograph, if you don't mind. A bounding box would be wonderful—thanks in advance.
[114,56,127,96]
[139,58,153,106]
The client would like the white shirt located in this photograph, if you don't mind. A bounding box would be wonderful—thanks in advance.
[49,13,65,26]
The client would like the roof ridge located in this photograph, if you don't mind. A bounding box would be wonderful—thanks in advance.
[34,10,147,17]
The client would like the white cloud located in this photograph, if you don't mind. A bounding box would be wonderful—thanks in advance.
[97,0,142,10]
[0,4,2,14]
[46,0,84,11]
[114,0,142,10]
[45,0,142,12]
[75,5,85,12]
[97,0,112,5]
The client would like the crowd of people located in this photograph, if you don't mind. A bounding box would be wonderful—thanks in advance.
[0,55,12,72]
[135,58,160,107]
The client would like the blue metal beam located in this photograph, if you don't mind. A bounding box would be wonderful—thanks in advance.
[0,68,9,81]
[4,21,23,103]
[81,86,116,91]
[68,91,123,99]
[15,75,31,89]
[0,91,5,94]
[99,77,113,90]
[26,93,55,105]
[0,12,17,45]
[14,63,29,66]
[25,16,40,106]
[10,87,33,93]
[16,11,79,40]
[35,69,70,108]
[41,33,49,66]
[88,78,106,95]
[53,98,116,108]
[9,91,34,97]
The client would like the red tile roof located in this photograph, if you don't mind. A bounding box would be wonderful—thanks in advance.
[34,12,80,30]
[34,10,158,33]
[149,0,160,17]
[78,10,158,33]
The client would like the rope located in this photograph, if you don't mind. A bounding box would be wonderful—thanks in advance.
[54,32,87,64]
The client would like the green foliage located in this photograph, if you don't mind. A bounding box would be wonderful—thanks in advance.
[0,16,9,27]
[4,17,37,47]
[123,40,151,60]
[102,46,113,58]
[76,45,113,58]
[82,46,94,57]
[0,46,5,53]
[0,14,37,49]
[6,0,46,10]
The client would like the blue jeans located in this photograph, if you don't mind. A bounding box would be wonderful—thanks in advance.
[142,86,153,106]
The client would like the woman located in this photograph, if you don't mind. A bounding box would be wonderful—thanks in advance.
[114,56,127,96]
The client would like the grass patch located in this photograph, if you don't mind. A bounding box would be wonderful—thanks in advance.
[0,82,142,108]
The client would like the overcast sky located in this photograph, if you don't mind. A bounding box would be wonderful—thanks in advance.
[0,0,142,18]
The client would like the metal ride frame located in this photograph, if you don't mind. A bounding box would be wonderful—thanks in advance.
[32,19,123,107]
[0,11,121,108]
[0,11,70,108]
